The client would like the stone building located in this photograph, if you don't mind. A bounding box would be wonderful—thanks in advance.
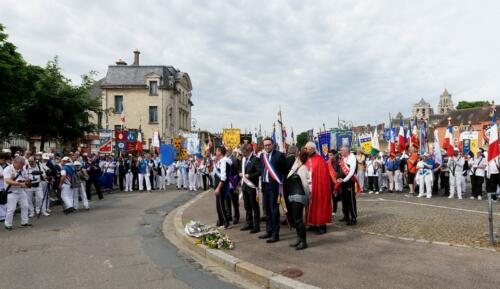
[437,89,454,115]
[411,98,434,120]
[92,51,193,149]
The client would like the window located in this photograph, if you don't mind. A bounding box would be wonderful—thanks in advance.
[149,106,158,123]
[149,81,158,96]
[114,95,123,113]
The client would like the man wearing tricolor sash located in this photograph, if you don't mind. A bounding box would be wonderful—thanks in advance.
[337,145,358,226]
[258,137,286,243]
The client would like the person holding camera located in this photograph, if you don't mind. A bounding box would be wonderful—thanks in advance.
[26,157,49,217]
[4,156,32,230]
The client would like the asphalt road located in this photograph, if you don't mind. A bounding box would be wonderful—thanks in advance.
[0,188,241,289]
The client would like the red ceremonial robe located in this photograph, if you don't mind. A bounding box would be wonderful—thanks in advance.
[306,153,332,225]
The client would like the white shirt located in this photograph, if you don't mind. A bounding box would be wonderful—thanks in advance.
[215,157,231,182]
[472,156,487,177]
[487,158,500,176]
[262,151,273,183]
[449,156,465,175]
[366,159,377,177]
[3,165,28,194]
[342,154,357,182]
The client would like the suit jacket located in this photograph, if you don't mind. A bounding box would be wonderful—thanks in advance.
[240,154,261,187]
[260,150,287,185]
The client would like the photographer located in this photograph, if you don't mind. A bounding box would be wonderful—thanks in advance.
[4,156,32,230]
[26,157,49,217]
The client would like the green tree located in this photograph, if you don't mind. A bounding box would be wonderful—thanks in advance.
[456,100,490,110]
[0,23,39,140]
[20,58,101,151]
[296,131,308,149]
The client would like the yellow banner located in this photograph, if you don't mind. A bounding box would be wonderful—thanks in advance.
[359,134,372,155]
[223,129,241,149]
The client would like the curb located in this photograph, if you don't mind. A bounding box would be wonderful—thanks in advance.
[165,190,321,289]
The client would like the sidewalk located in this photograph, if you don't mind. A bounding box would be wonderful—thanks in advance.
[177,190,500,289]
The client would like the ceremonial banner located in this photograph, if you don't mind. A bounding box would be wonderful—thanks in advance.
[152,131,160,147]
[335,130,353,150]
[115,129,126,153]
[223,129,241,149]
[461,131,479,156]
[99,129,113,154]
[359,134,372,154]
[384,128,397,141]
[183,133,200,155]
[318,132,331,160]
[160,144,175,165]
[126,130,137,152]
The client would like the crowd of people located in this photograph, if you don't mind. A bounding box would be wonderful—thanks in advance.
[209,138,500,251]
[1,139,499,252]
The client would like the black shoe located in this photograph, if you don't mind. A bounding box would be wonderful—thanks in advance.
[289,238,300,247]
[240,224,253,231]
[317,226,327,235]
[307,226,318,231]
[258,233,271,239]
[4,226,13,231]
[295,240,308,250]
[266,237,279,243]
[338,218,348,222]
[224,223,230,229]
[346,220,357,226]
[20,223,33,227]
[250,228,261,234]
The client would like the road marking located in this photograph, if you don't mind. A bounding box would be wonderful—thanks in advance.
[358,197,500,216]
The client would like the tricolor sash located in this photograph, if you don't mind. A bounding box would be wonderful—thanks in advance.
[262,153,286,212]
[241,156,257,189]
[340,158,361,193]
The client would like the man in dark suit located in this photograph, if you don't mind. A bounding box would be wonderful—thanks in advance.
[259,137,286,243]
[239,144,261,234]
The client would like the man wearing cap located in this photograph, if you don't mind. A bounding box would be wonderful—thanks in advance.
[448,149,465,199]
[4,156,31,230]
[59,157,76,214]
[471,149,487,200]
[73,161,90,210]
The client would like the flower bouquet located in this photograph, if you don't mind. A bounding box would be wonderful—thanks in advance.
[184,220,213,238]
[201,229,235,250]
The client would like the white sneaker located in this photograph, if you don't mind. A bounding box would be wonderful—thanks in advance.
[448,196,453,199]
[426,196,432,199]
[368,191,373,194]
[478,196,482,200]
[375,191,380,195]
[28,213,34,218]
[417,194,423,198]
[42,212,50,216]
[470,196,475,200]
[458,197,462,200]
[46,209,52,213]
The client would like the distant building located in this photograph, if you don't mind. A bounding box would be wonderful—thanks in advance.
[410,89,455,121]
[92,50,193,149]
[437,89,454,115]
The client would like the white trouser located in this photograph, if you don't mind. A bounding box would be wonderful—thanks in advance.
[73,183,89,209]
[5,191,29,226]
[449,174,465,198]
[166,169,172,185]
[39,181,50,211]
[159,175,166,190]
[176,171,182,188]
[61,184,74,209]
[182,172,188,189]
[395,171,403,192]
[27,186,45,214]
[0,204,6,220]
[198,173,203,189]
[418,174,433,198]
[388,171,396,191]
[154,172,160,189]
[356,172,365,191]
[188,172,196,190]
[139,173,151,191]
[125,172,133,191]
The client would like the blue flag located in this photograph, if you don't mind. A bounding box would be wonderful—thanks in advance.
[160,144,175,165]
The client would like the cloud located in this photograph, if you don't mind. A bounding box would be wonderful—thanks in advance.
[1,0,499,134]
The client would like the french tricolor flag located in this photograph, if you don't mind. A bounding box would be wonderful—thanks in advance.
[487,113,499,162]
[398,119,406,153]
[443,126,455,157]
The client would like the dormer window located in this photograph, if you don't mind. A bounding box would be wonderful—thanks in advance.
[149,81,158,96]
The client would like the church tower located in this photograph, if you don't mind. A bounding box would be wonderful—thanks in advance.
[437,89,454,115]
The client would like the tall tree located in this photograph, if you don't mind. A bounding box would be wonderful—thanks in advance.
[20,58,101,151]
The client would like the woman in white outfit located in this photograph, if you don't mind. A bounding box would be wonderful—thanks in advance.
[188,159,197,191]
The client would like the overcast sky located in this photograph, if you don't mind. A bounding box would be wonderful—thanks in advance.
[1,0,499,134]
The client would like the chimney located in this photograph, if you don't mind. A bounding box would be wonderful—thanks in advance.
[133,50,140,65]
[115,59,127,65]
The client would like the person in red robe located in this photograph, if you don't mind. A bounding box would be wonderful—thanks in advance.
[304,142,332,234]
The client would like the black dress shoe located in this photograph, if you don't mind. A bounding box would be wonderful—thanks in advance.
[346,220,357,226]
[250,228,260,234]
[307,226,318,231]
[317,226,327,235]
[20,223,33,227]
[258,233,271,239]
[338,218,348,222]
[266,237,279,243]
[295,241,308,250]
[240,224,253,231]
